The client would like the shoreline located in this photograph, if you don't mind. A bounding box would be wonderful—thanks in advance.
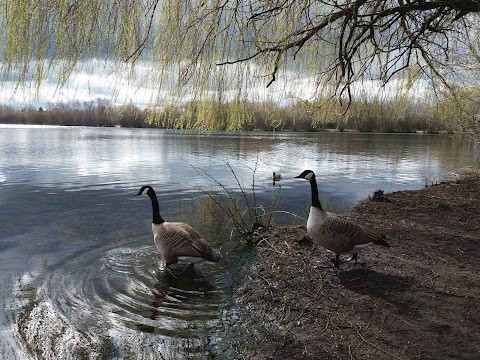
[0,122,472,135]
[232,173,480,359]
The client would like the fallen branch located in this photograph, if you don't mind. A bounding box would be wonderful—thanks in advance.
[356,330,403,360]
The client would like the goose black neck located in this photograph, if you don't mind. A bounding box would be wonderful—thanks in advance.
[147,189,165,224]
[309,174,323,210]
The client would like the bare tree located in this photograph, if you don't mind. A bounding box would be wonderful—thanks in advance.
[206,0,480,101]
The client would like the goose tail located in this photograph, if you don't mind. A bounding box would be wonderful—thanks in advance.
[373,238,390,247]
[203,250,222,262]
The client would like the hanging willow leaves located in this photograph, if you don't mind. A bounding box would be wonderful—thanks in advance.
[0,0,479,129]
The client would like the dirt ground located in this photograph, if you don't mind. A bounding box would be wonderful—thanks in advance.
[234,173,480,360]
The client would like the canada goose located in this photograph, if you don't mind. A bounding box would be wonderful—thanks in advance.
[134,185,221,269]
[273,172,282,181]
[295,170,390,268]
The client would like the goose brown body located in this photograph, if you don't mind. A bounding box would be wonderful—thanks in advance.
[135,185,221,268]
[152,222,220,266]
[296,170,390,267]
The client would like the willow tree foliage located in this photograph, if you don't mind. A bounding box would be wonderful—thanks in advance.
[0,0,479,129]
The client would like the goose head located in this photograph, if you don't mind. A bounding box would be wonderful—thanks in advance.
[295,169,315,181]
[135,185,154,197]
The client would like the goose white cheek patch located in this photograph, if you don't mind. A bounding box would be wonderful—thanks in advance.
[305,173,313,181]
[142,188,149,195]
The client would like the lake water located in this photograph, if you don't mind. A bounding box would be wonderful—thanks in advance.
[0,125,478,358]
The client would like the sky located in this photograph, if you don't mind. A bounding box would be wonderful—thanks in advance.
[0,59,157,110]
[0,59,424,110]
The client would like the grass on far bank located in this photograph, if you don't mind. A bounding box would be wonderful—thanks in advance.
[2,88,479,134]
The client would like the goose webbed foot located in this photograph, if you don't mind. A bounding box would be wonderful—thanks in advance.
[319,254,340,268]
[319,260,336,268]
[165,262,196,277]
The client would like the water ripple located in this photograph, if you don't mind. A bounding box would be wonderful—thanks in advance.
[15,244,233,359]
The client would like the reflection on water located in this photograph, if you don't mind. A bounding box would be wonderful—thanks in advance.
[0,125,478,358]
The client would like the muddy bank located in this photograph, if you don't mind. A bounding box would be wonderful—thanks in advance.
[234,173,480,359]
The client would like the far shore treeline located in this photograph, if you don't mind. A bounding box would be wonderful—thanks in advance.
[1,91,479,133]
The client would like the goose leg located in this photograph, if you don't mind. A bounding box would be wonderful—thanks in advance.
[345,253,358,263]
[333,254,340,268]
[165,263,178,278]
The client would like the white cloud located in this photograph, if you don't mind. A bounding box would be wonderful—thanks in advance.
[0,59,158,109]
[0,58,431,110]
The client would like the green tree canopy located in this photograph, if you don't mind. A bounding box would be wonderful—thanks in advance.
[1,1,479,114]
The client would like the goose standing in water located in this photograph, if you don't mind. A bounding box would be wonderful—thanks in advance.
[135,185,221,270]
[295,170,390,268]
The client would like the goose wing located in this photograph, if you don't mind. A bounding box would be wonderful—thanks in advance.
[156,222,215,259]
[324,213,384,252]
